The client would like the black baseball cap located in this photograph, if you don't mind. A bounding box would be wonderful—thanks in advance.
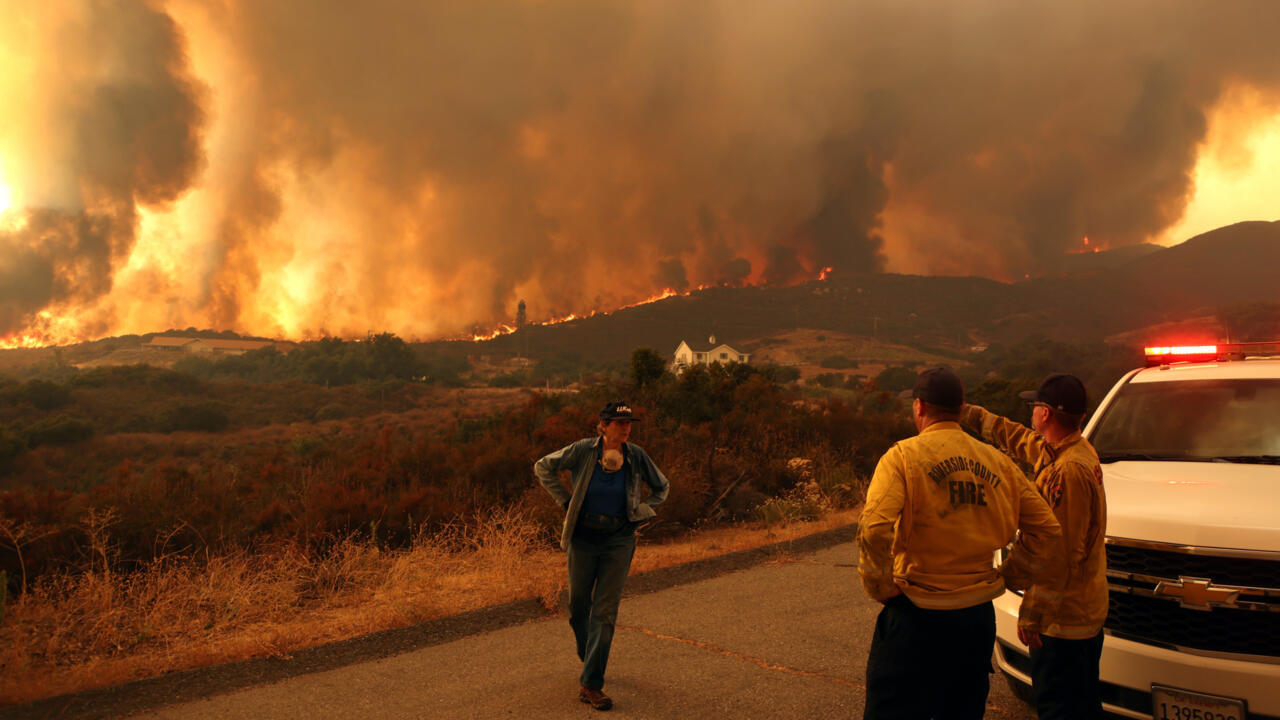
[1019,374,1087,415]
[599,401,639,422]
[898,367,964,408]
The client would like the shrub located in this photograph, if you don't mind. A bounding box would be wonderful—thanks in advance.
[630,348,667,388]
[7,380,72,410]
[488,373,525,388]
[873,365,919,392]
[24,416,94,447]
[0,427,25,473]
[819,354,858,369]
[760,365,801,383]
[808,372,845,388]
[160,403,230,433]
[315,404,349,421]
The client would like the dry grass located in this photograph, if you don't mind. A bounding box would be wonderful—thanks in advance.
[0,506,859,707]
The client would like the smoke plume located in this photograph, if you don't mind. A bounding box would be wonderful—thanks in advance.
[1,0,1278,343]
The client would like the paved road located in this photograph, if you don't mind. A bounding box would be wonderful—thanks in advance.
[124,542,1035,719]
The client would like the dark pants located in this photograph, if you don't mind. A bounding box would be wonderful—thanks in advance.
[567,527,636,690]
[1030,631,1104,720]
[864,594,996,720]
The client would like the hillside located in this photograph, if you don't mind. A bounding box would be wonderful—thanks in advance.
[444,220,1279,363]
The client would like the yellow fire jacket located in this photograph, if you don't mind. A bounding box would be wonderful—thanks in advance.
[858,422,1064,627]
[960,405,1108,639]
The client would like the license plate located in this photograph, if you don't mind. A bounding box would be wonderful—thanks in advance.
[1152,685,1245,720]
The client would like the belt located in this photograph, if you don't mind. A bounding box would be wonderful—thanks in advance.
[578,512,627,532]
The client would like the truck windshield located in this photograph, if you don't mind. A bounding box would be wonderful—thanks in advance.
[1090,379,1280,463]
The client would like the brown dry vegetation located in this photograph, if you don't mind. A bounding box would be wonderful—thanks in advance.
[0,505,860,706]
[0,346,941,709]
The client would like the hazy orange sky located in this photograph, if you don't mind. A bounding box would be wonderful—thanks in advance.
[1,0,1278,346]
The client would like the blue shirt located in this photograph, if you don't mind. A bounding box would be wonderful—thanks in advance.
[582,457,629,519]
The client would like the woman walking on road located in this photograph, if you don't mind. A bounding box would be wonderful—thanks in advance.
[533,401,670,711]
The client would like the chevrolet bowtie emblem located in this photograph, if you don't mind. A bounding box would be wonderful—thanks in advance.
[1153,576,1241,610]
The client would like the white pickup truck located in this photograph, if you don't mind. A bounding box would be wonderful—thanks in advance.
[994,343,1280,720]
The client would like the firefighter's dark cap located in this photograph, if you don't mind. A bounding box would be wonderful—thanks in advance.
[898,367,964,409]
[1019,373,1087,415]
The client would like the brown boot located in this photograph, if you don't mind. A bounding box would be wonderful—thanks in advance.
[578,686,613,711]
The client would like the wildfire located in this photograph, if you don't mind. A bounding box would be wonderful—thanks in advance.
[464,265,833,343]
[1068,236,1102,254]
[470,324,518,342]
[0,333,51,350]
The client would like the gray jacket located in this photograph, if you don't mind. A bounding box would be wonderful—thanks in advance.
[534,436,670,551]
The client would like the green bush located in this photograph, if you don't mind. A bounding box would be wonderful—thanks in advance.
[24,415,94,447]
[5,379,72,410]
[873,365,919,392]
[808,372,846,388]
[160,403,230,433]
[0,426,25,472]
[630,347,667,388]
[762,365,801,383]
[488,373,525,388]
[819,354,858,369]
[315,404,349,421]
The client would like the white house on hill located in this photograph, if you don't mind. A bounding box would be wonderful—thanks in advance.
[672,335,750,371]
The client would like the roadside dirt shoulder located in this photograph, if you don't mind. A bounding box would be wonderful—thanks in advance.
[10,524,858,720]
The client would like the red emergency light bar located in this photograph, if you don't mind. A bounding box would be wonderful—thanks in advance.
[1144,345,1218,357]
[1144,341,1280,365]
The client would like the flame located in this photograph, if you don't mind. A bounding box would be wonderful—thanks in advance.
[463,270,830,343]
[0,311,80,349]
[1067,236,1102,255]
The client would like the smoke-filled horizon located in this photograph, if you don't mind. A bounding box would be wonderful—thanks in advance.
[1,0,1278,345]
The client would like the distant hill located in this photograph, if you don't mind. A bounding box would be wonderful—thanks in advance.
[441,220,1280,362]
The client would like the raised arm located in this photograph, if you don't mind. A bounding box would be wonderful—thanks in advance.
[960,404,1049,467]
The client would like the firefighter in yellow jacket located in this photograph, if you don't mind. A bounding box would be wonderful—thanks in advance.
[960,373,1107,720]
[859,367,1063,720]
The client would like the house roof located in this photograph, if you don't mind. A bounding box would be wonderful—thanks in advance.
[146,337,298,352]
[675,340,749,355]
[190,338,299,351]
[146,337,197,348]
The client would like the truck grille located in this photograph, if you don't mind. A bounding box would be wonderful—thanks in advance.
[1105,539,1280,660]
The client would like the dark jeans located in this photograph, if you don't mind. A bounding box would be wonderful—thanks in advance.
[567,527,636,690]
[864,594,996,720]
[1030,631,1104,720]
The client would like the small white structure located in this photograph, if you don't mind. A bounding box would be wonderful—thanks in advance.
[672,335,750,371]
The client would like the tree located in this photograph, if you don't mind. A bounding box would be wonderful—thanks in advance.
[630,347,667,388]
[516,299,527,327]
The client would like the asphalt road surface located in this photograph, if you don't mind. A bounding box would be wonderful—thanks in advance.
[115,541,1036,720]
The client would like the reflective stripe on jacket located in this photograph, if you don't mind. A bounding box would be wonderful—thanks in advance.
[858,422,1063,617]
[534,437,670,552]
[961,405,1108,639]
